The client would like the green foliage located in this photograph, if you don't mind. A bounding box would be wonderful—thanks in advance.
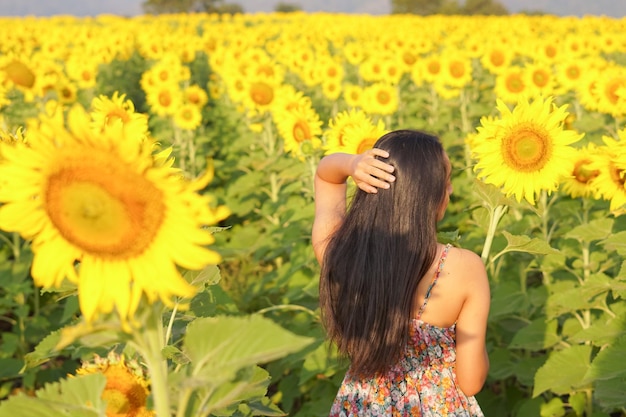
[391,0,509,15]
[0,374,107,417]
[142,0,244,14]
[275,3,302,13]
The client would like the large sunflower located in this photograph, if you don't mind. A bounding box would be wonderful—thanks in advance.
[472,96,583,204]
[0,105,229,325]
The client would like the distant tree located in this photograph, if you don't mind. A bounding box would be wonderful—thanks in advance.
[216,3,244,14]
[462,0,508,15]
[142,0,244,14]
[275,2,302,13]
[391,0,445,15]
[391,0,509,15]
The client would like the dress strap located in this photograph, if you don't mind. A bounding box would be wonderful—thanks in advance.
[416,243,451,320]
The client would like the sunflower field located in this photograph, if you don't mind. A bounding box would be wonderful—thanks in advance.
[0,10,625,417]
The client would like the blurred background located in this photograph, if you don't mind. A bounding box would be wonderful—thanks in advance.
[0,0,625,17]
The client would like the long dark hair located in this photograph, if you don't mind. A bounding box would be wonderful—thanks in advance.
[319,129,448,377]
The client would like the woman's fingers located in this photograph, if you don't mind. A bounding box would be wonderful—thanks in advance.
[354,149,396,193]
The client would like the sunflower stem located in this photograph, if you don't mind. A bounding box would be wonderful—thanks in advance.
[140,305,171,417]
[481,204,507,265]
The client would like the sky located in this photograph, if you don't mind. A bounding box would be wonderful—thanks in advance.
[0,0,625,18]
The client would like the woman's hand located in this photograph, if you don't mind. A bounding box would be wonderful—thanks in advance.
[350,148,396,193]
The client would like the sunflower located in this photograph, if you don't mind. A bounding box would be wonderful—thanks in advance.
[65,56,99,90]
[145,82,183,117]
[524,62,556,98]
[90,92,149,140]
[183,84,209,108]
[480,45,513,75]
[342,41,366,66]
[589,133,626,212]
[274,104,323,158]
[75,352,154,417]
[0,105,229,324]
[325,109,388,155]
[560,143,601,199]
[173,103,203,131]
[554,58,587,95]
[594,67,626,117]
[54,79,78,104]
[343,84,364,108]
[494,67,528,104]
[440,53,473,89]
[324,109,374,154]
[359,56,385,83]
[341,118,388,155]
[472,96,583,205]
[361,82,399,116]
[322,79,342,102]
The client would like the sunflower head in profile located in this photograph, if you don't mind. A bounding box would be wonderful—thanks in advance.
[589,133,626,213]
[472,96,584,205]
[75,351,154,417]
[90,92,149,140]
[0,103,230,326]
[560,143,601,199]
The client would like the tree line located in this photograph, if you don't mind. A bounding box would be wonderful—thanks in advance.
[142,0,545,15]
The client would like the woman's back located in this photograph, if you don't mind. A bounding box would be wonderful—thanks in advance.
[328,244,487,417]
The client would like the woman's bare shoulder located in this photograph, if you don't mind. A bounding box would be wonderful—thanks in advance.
[445,246,488,285]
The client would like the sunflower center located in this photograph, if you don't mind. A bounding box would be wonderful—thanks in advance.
[376,91,391,105]
[45,152,165,259]
[610,163,626,186]
[532,70,550,87]
[250,81,274,106]
[293,120,311,143]
[605,77,626,104]
[565,65,580,80]
[3,60,36,88]
[545,45,557,58]
[573,159,599,184]
[501,124,552,172]
[490,51,505,66]
[427,61,440,75]
[159,91,172,107]
[107,109,130,125]
[449,61,465,78]
[506,74,525,93]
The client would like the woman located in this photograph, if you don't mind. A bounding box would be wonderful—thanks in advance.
[312,129,490,416]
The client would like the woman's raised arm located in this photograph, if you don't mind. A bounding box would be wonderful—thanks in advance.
[312,150,395,264]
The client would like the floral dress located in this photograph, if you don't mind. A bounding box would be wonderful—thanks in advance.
[329,244,484,417]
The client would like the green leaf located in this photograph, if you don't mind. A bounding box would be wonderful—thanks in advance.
[204,366,273,416]
[0,358,22,379]
[540,397,565,417]
[498,231,560,258]
[300,341,339,383]
[489,281,528,321]
[23,329,63,368]
[509,318,560,351]
[472,179,518,210]
[601,231,626,255]
[583,335,626,382]
[184,264,221,287]
[242,396,286,416]
[564,218,614,242]
[183,315,314,386]
[533,345,592,397]
[0,374,106,417]
[569,312,626,346]
[568,392,587,416]
[594,376,626,410]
